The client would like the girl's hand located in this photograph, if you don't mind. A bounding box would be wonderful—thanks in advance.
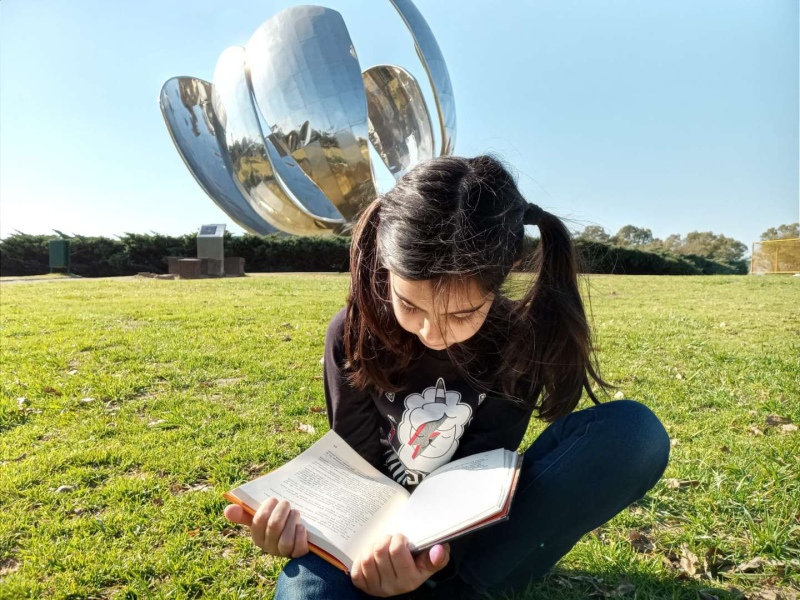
[351,534,450,597]
[224,498,309,558]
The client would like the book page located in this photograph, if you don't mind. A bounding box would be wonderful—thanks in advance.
[383,448,515,548]
[231,431,409,567]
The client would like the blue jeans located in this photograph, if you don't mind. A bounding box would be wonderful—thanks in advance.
[274,400,670,599]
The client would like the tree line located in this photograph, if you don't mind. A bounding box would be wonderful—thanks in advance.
[575,222,799,264]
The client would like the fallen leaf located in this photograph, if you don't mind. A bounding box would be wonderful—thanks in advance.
[679,543,699,578]
[736,557,766,572]
[675,373,684,380]
[699,592,719,600]
[297,423,316,434]
[749,426,764,436]
[670,438,680,447]
[720,446,731,453]
[220,528,238,538]
[152,497,164,506]
[780,424,798,433]
[628,530,655,553]
[309,406,327,414]
[281,322,293,329]
[43,387,62,396]
[766,558,786,576]
[188,483,212,492]
[148,419,166,427]
[246,463,265,477]
[80,397,94,403]
[765,415,791,427]
[55,485,76,493]
[613,391,625,400]
[17,397,27,407]
[187,527,200,537]
[664,479,701,490]
[67,369,78,376]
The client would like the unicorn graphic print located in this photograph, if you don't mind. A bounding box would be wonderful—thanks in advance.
[382,378,473,486]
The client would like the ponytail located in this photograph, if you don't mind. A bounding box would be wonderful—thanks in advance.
[502,206,606,421]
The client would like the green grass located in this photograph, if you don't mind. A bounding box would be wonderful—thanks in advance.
[1,274,798,599]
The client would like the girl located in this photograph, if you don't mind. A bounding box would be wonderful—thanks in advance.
[225,155,670,599]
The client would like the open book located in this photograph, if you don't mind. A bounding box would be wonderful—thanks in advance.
[224,430,523,572]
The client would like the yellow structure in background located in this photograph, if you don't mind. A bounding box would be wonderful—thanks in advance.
[750,238,800,274]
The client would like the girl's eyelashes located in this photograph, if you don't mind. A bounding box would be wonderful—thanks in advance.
[398,300,417,314]
[397,300,476,323]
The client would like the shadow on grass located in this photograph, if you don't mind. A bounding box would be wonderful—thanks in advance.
[494,569,747,600]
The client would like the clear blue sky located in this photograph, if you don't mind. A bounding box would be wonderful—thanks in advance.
[1,0,797,247]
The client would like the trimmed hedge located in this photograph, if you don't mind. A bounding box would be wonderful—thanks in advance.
[0,232,745,278]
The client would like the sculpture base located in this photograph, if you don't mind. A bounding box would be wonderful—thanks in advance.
[169,257,246,279]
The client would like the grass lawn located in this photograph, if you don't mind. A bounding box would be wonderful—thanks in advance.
[0,274,798,599]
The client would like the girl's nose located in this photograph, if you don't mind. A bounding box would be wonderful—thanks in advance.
[419,318,443,345]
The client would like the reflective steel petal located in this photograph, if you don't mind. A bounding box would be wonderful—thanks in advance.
[213,46,346,236]
[159,77,278,236]
[246,6,377,220]
[362,65,434,179]
[389,0,456,156]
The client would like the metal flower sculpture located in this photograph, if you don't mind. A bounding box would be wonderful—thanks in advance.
[159,0,455,236]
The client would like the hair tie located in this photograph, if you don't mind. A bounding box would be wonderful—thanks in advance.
[523,203,544,226]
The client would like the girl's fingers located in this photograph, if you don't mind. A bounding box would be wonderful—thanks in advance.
[265,500,292,551]
[277,509,300,556]
[353,550,381,595]
[414,542,451,576]
[223,504,253,527]
[388,534,416,580]
[291,522,309,558]
[251,497,280,550]
[372,535,398,582]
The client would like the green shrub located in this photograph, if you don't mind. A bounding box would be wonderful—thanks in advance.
[0,232,745,278]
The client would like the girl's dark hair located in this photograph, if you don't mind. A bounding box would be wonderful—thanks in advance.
[345,155,607,422]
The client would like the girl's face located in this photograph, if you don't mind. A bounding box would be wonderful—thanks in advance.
[388,272,494,350]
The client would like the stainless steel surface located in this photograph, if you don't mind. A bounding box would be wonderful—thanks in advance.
[389,0,457,156]
[246,6,377,221]
[159,77,278,236]
[162,1,457,236]
[212,46,346,236]
[363,65,434,179]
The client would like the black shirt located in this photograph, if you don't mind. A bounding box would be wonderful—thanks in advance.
[323,307,534,489]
